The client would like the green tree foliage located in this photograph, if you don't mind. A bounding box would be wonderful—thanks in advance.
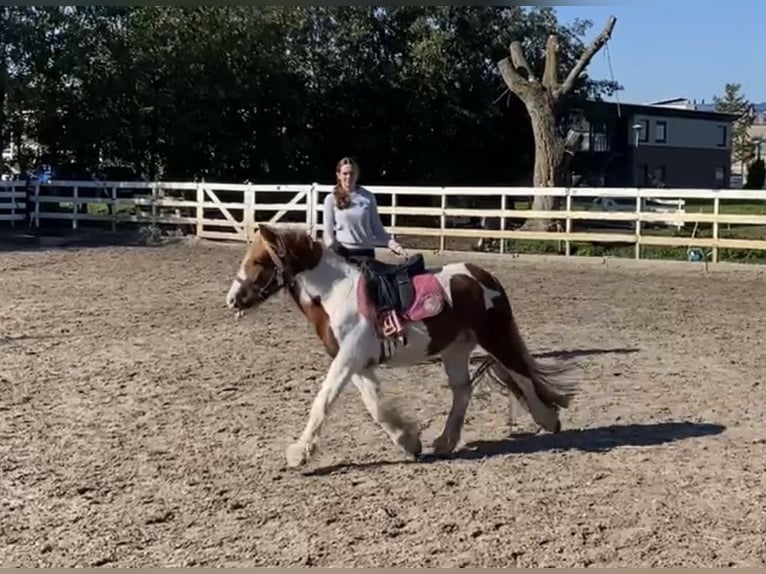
[2,6,617,185]
[713,83,755,168]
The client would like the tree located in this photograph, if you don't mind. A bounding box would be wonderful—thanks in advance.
[713,83,754,171]
[496,14,617,230]
[3,7,618,187]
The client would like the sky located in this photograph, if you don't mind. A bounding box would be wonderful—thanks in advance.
[554,1,763,105]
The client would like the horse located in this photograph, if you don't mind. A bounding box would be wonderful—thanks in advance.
[225,224,579,468]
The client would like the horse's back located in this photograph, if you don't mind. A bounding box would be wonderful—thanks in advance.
[429,260,507,306]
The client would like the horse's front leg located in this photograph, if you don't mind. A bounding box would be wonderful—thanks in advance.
[285,339,364,468]
[352,371,422,459]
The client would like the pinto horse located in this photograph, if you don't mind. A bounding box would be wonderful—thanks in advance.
[225,224,579,468]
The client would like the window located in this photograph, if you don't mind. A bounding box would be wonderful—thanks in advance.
[638,163,649,186]
[655,121,667,143]
[755,138,765,159]
[650,165,666,187]
[715,166,726,187]
[632,119,649,145]
[640,119,649,142]
[717,125,728,147]
[589,121,610,152]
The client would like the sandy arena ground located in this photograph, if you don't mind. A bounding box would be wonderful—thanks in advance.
[1,238,765,567]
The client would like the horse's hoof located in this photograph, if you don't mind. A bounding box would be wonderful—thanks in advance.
[431,435,457,458]
[397,431,422,459]
[285,442,309,468]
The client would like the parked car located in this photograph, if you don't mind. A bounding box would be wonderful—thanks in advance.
[585,196,685,230]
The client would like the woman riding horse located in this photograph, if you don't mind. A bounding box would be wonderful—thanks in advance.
[322,156,408,265]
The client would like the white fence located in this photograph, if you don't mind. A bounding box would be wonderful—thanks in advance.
[0,181,27,226]
[2,180,766,262]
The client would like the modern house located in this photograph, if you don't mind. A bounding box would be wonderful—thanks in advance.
[569,98,739,189]
[666,98,766,186]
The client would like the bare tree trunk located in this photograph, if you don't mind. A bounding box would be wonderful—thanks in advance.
[497,16,617,232]
[526,93,565,229]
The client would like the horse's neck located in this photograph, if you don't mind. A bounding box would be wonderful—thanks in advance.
[294,249,359,305]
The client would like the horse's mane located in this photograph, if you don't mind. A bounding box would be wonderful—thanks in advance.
[261,226,359,277]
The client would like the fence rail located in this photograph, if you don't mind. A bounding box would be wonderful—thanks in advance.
[2,180,765,262]
[0,182,28,225]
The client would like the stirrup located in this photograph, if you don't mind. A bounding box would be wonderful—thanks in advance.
[382,311,403,337]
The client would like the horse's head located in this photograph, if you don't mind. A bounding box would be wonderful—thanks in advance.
[225,224,320,317]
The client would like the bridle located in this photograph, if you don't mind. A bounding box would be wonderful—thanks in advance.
[237,236,296,302]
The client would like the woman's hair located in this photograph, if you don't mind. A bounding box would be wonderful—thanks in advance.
[333,156,359,210]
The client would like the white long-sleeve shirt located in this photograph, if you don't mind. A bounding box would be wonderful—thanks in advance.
[322,187,392,250]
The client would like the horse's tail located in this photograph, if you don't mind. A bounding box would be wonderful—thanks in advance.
[501,311,579,410]
[470,268,580,431]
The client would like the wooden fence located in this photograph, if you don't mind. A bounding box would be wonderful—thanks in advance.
[2,180,766,262]
[0,181,27,226]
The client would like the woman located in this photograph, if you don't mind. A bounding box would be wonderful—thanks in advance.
[322,156,407,264]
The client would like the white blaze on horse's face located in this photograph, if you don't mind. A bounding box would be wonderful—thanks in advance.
[225,262,249,313]
[225,256,254,314]
[225,232,283,316]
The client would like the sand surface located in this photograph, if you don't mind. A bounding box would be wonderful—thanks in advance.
[1,240,764,567]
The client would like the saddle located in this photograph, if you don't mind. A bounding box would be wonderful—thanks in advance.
[361,253,427,316]
[357,253,445,349]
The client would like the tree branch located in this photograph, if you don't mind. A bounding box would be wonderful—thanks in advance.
[498,56,532,99]
[509,41,537,83]
[542,34,559,91]
[557,15,617,99]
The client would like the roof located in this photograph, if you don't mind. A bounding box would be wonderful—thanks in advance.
[644,97,690,106]
[696,101,766,114]
[579,99,739,123]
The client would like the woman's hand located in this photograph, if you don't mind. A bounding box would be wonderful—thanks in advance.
[388,238,408,257]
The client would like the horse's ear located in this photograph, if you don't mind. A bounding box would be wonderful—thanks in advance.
[257,224,287,257]
[257,223,277,243]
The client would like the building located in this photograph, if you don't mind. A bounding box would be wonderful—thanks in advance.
[650,97,766,187]
[739,103,766,186]
[569,98,738,189]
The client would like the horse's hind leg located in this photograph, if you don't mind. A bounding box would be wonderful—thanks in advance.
[433,336,475,457]
[352,371,422,458]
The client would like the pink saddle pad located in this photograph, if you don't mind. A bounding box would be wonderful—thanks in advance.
[357,273,446,325]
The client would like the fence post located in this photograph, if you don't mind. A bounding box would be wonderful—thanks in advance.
[72,186,78,231]
[634,190,642,260]
[111,185,117,233]
[309,182,318,239]
[564,188,572,257]
[712,195,720,263]
[196,181,204,237]
[499,193,506,254]
[439,190,446,252]
[151,182,158,228]
[390,190,397,235]
[10,184,16,228]
[244,183,255,241]
[33,183,40,228]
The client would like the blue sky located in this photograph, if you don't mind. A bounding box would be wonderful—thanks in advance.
[554,1,762,105]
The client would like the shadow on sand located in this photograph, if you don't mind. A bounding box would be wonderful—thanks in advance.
[0,231,188,253]
[303,421,726,477]
[532,346,640,361]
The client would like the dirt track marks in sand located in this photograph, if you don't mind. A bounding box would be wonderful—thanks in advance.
[1,241,764,567]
